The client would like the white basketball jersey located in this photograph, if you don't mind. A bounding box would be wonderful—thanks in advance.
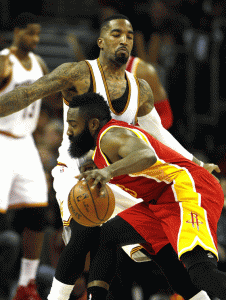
[0,49,44,137]
[57,58,140,166]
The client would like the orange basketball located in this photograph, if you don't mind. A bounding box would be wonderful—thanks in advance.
[68,179,115,227]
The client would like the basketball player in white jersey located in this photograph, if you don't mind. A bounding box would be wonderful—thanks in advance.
[0,12,49,300]
[0,14,219,300]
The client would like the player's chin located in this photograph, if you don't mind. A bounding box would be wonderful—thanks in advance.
[115,54,129,65]
[29,44,37,51]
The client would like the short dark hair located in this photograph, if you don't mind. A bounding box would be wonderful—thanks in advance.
[14,12,39,29]
[69,93,112,122]
[100,14,131,35]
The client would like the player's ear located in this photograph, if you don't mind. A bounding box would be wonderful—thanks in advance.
[97,37,103,50]
[89,118,100,133]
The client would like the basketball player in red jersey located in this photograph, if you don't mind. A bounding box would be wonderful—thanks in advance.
[68,92,225,300]
[0,14,219,300]
[126,56,173,129]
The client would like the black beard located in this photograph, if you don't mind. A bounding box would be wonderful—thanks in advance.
[114,52,129,65]
[68,126,95,158]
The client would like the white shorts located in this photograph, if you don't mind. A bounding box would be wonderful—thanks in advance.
[0,134,48,213]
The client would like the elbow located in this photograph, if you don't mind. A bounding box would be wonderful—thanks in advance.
[151,155,157,165]
[142,150,157,168]
[148,155,157,167]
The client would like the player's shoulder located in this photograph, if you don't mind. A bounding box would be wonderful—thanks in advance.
[137,77,152,91]
[59,60,90,78]
[48,60,90,84]
[136,59,158,78]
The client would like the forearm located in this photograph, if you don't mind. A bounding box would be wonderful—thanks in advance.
[137,109,206,166]
[0,62,73,117]
[0,87,32,117]
[137,108,194,160]
[0,85,42,117]
[106,149,157,178]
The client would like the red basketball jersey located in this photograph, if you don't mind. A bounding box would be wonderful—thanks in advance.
[93,119,210,202]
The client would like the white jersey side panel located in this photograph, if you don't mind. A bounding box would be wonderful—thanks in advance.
[0,49,43,136]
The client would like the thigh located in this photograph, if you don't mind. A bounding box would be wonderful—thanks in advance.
[9,136,48,209]
[118,202,169,254]
[100,215,147,247]
[152,171,224,259]
[108,183,142,217]
[0,136,16,212]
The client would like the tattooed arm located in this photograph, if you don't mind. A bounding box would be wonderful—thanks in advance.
[0,61,85,117]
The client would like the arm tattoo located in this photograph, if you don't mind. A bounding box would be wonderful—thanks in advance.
[138,79,154,116]
[0,62,77,117]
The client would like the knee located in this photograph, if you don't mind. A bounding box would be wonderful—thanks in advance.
[188,262,213,290]
[181,246,218,290]
[0,230,21,269]
[0,230,21,248]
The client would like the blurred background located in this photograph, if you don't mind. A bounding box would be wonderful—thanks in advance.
[1,0,226,300]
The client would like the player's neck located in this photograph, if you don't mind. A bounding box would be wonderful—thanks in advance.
[98,56,126,80]
[10,44,30,61]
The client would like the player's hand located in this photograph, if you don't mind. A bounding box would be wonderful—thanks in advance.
[203,163,221,183]
[203,163,221,174]
[77,168,112,195]
[79,159,97,173]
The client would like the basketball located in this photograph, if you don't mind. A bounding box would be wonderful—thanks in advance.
[68,179,115,227]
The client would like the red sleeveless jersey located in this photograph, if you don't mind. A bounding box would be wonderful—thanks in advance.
[93,119,209,202]
[126,56,140,74]
[126,56,173,129]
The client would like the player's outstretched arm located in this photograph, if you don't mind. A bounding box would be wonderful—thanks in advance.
[0,62,75,117]
[137,79,205,165]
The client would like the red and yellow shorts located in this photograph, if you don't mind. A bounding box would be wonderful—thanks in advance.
[118,170,224,259]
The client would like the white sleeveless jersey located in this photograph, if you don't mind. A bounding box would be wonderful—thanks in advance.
[57,58,140,166]
[0,49,44,137]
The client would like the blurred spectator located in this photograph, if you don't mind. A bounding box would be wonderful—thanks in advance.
[42,118,63,156]
[33,109,51,147]
[34,118,63,173]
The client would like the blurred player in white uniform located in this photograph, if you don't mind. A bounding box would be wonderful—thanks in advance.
[0,12,49,300]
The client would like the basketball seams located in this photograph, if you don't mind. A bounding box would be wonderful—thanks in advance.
[101,186,110,221]
[86,181,101,221]
[86,181,109,222]
[68,180,115,226]
[71,184,100,226]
